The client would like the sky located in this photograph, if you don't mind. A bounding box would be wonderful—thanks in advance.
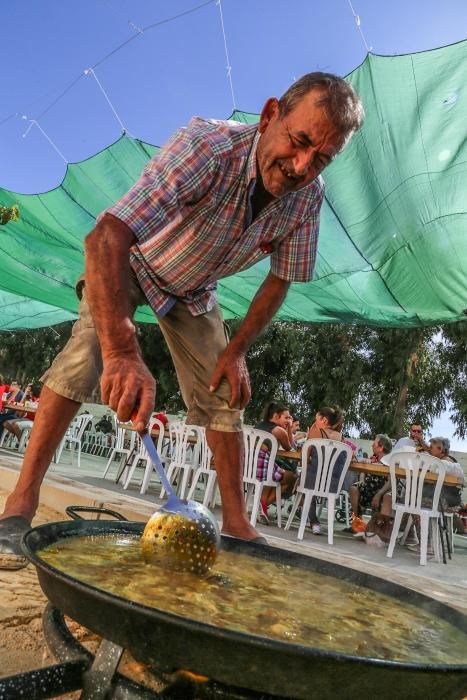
[1,0,467,447]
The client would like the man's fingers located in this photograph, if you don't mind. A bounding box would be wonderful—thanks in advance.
[209,367,221,393]
[133,384,156,434]
[116,386,139,423]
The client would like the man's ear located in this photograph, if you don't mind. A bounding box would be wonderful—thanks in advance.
[258,97,280,133]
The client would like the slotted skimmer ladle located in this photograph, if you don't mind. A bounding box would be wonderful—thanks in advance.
[138,430,221,575]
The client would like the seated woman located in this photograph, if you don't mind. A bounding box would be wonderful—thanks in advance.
[305,406,346,535]
[426,437,464,511]
[255,401,298,524]
[349,434,393,532]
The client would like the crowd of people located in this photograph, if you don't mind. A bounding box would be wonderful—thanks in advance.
[252,402,466,542]
[0,376,41,447]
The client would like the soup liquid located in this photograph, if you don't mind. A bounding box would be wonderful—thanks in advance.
[41,534,467,664]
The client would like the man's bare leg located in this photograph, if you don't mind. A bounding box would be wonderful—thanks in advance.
[206,429,259,540]
[0,386,81,523]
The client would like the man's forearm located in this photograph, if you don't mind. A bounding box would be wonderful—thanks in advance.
[228,271,290,354]
[84,214,139,357]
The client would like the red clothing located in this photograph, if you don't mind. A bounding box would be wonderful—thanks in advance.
[152,412,168,427]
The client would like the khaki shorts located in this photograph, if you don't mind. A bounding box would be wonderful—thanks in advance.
[41,276,242,432]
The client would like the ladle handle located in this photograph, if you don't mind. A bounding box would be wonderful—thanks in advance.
[141,432,175,497]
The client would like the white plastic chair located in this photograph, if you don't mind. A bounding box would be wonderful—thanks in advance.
[102,417,137,479]
[382,451,446,565]
[123,418,168,494]
[18,425,32,452]
[160,421,202,499]
[186,427,217,507]
[55,413,93,467]
[284,439,353,543]
[0,429,17,450]
[242,427,282,528]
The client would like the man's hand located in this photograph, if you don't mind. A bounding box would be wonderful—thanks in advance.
[209,349,251,409]
[100,351,155,433]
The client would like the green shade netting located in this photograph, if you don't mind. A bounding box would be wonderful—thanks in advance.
[1,41,466,330]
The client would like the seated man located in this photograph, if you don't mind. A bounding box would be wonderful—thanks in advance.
[393,423,428,451]
[349,434,392,533]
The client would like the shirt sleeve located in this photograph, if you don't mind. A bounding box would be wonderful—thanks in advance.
[103,119,220,243]
[270,180,324,282]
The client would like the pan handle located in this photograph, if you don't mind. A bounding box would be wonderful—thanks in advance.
[65,505,128,521]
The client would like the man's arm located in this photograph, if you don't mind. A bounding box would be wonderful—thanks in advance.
[209,271,290,408]
[84,213,155,432]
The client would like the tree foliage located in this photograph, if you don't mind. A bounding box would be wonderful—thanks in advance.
[0,317,465,439]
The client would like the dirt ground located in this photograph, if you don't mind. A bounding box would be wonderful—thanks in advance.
[0,491,65,679]
[0,490,162,697]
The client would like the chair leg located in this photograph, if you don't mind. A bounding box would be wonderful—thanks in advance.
[250,484,263,527]
[343,491,350,529]
[399,515,414,545]
[179,466,192,500]
[298,492,312,540]
[140,458,155,495]
[275,485,282,528]
[327,495,335,545]
[447,514,454,554]
[123,458,139,490]
[102,449,117,478]
[419,514,430,565]
[387,509,403,559]
[203,473,217,508]
[432,518,441,563]
[55,437,66,464]
[284,493,301,531]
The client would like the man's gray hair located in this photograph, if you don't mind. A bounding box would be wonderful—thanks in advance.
[375,434,392,455]
[430,436,450,454]
[278,72,364,139]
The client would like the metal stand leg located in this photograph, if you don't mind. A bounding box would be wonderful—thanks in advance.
[80,638,124,699]
[115,445,137,484]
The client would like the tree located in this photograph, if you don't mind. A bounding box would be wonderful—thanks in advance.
[0,323,72,384]
[0,317,464,440]
[436,321,467,438]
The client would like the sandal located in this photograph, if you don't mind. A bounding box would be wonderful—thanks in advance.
[0,516,31,570]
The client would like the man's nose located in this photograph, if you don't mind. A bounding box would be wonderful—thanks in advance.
[292,149,314,177]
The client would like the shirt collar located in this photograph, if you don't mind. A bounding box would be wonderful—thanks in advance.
[245,130,261,186]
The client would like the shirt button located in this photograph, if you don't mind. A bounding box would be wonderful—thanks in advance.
[260,243,273,254]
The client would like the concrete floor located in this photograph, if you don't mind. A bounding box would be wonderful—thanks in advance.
[1,444,466,615]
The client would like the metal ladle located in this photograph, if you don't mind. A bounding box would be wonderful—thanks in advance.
[139,431,221,575]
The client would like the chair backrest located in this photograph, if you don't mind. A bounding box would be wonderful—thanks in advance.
[299,439,353,495]
[72,414,93,440]
[190,426,213,471]
[382,451,446,512]
[242,427,279,483]
[167,419,193,466]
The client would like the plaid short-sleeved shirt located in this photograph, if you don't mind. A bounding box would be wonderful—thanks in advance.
[106,116,324,316]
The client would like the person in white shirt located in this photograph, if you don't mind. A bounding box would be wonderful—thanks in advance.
[393,423,428,451]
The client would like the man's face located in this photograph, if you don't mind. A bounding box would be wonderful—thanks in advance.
[256,90,345,198]
[409,425,423,441]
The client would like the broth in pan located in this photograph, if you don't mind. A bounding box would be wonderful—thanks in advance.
[41,534,467,665]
